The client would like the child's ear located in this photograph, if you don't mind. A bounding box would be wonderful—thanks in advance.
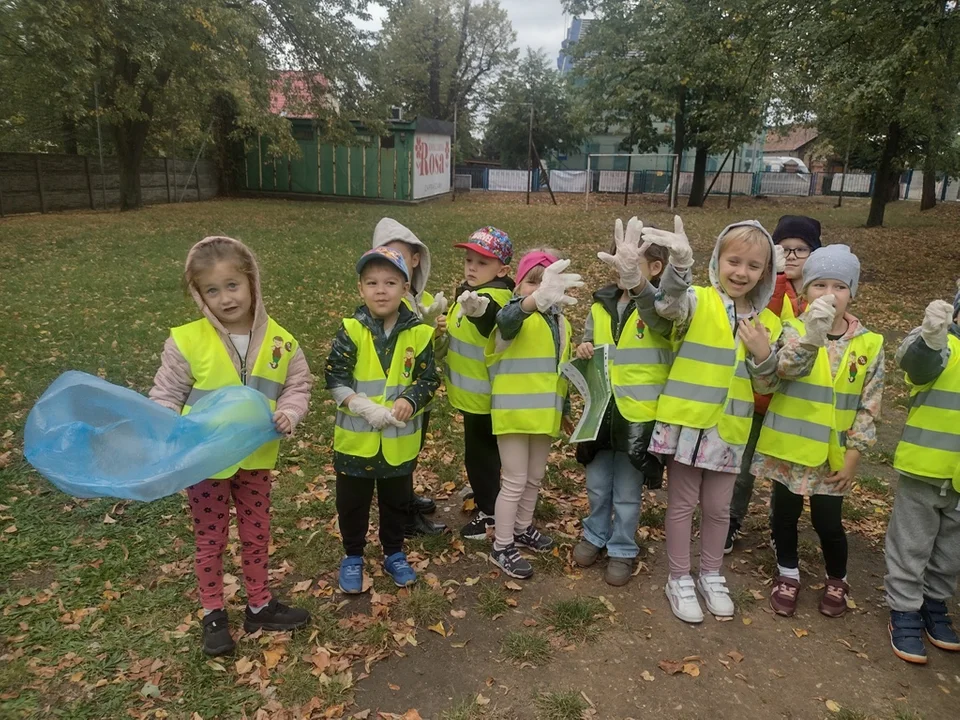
[497,264,510,278]
[649,260,663,279]
[410,253,421,269]
[403,281,411,294]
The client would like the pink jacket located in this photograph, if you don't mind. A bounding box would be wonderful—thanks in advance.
[149,236,313,430]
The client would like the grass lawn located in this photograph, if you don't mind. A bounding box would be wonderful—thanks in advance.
[1,193,958,719]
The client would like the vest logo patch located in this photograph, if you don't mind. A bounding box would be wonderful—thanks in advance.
[848,358,858,383]
[635,316,646,340]
[270,336,293,369]
[403,347,415,378]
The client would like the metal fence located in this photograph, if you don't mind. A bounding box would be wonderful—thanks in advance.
[453,166,960,202]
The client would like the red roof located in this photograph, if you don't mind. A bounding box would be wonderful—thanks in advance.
[269,72,330,118]
[764,127,819,153]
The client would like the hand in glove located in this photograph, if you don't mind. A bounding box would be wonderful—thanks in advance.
[456,290,490,320]
[920,299,954,351]
[531,259,583,313]
[801,294,837,348]
[347,393,406,430]
[419,291,448,327]
[598,216,645,289]
[640,215,694,270]
[775,245,786,273]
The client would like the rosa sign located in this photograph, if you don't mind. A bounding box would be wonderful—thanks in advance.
[412,133,451,199]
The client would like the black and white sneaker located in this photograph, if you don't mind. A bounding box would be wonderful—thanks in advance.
[202,609,236,656]
[514,525,554,552]
[490,543,534,579]
[460,512,494,540]
[724,519,741,555]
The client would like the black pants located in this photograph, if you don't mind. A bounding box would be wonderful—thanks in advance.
[463,411,501,516]
[771,481,847,579]
[336,473,410,557]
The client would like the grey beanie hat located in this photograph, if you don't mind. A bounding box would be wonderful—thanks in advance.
[801,244,861,298]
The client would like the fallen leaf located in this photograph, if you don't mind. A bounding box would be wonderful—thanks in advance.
[428,621,446,637]
[792,628,809,638]
[845,596,857,609]
[205,660,227,673]
[140,682,161,698]
[640,670,655,682]
[658,660,683,675]
[292,579,313,593]
[450,609,466,619]
[726,650,744,664]
[475,693,490,706]
[235,657,255,674]
[3,525,15,534]
[401,711,423,720]
[102,514,117,525]
[505,597,518,607]
[682,663,700,677]
[742,617,752,625]
[522,618,538,627]
[388,683,400,691]
[451,641,470,648]
[504,581,523,591]
[263,647,285,669]
[463,576,480,586]
[598,596,616,613]
[825,700,841,713]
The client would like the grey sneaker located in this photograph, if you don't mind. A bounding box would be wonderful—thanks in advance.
[605,558,634,587]
[573,539,601,567]
[490,543,533,579]
[514,525,554,552]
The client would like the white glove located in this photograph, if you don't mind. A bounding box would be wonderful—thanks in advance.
[639,215,694,270]
[531,259,583,313]
[598,216,645,289]
[775,245,786,273]
[456,290,490,319]
[920,299,954,351]
[419,291,448,327]
[801,295,837,348]
[347,393,406,430]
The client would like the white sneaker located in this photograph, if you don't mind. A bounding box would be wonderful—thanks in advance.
[696,573,735,617]
[665,576,704,624]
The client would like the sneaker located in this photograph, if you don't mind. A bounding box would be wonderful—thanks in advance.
[605,557,634,587]
[514,525,554,552]
[338,555,365,594]
[490,543,533,579]
[573,539,601,567]
[769,576,801,617]
[818,578,849,618]
[243,598,310,633]
[696,574,735,617]
[383,551,417,587]
[724,519,741,555]
[460,512,494,540]
[921,597,960,651]
[412,494,437,515]
[665,576,704,624]
[889,610,928,664]
[202,609,235,656]
[404,511,447,538]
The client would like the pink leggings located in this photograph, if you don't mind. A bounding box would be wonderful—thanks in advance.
[187,469,272,610]
[665,458,737,579]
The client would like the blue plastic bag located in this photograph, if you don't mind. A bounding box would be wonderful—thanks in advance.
[24,371,281,502]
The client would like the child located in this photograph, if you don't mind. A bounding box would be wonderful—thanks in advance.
[371,218,447,537]
[571,217,672,586]
[640,217,780,623]
[488,249,581,579]
[325,247,440,594]
[751,245,884,619]
[885,291,960,664]
[149,236,313,656]
[726,215,821,552]
[446,227,515,540]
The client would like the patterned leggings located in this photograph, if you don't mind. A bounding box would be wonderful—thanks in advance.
[187,469,272,610]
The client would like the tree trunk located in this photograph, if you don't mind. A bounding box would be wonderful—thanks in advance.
[866,121,902,228]
[687,145,709,207]
[62,115,79,155]
[921,152,937,211]
[213,93,243,196]
[427,11,444,119]
[671,86,686,204]
[114,118,150,211]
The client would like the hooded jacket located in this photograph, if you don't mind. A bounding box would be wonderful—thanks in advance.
[372,218,432,312]
[324,303,440,478]
[149,236,313,429]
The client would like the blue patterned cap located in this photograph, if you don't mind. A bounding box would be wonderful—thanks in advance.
[356,246,409,280]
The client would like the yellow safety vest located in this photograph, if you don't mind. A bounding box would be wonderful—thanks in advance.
[171,317,296,479]
[488,311,571,436]
[588,301,674,423]
[656,286,781,445]
[756,318,882,470]
[446,287,514,414]
[894,334,960,483]
[780,296,796,322]
[333,319,434,465]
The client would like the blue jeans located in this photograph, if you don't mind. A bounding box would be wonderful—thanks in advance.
[582,450,644,559]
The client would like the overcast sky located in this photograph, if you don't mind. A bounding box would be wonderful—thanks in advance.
[357,1,572,63]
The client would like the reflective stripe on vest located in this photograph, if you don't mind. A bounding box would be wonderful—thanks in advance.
[656,286,779,445]
[894,334,960,482]
[610,307,674,422]
[488,312,571,436]
[333,319,434,466]
[446,287,514,414]
[171,316,296,479]
[756,318,882,469]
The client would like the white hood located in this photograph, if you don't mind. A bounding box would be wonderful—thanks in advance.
[372,218,431,303]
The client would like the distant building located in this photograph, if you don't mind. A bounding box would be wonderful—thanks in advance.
[558,17,593,74]
[762,127,820,169]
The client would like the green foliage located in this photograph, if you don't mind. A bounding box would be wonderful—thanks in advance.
[542,596,605,642]
[501,629,551,664]
[535,690,588,720]
[482,49,587,168]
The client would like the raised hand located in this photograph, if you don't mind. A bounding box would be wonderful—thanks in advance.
[420,291,448,327]
[920,299,954,351]
[531,259,583,312]
[598,216,645,289]
[738,316,771,362]
[639,215,694,270]
[456,290,490,319]
[775,245,786,273]
[801,294,837,348]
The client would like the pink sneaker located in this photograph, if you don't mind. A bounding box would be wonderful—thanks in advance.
[770,576,801,617]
